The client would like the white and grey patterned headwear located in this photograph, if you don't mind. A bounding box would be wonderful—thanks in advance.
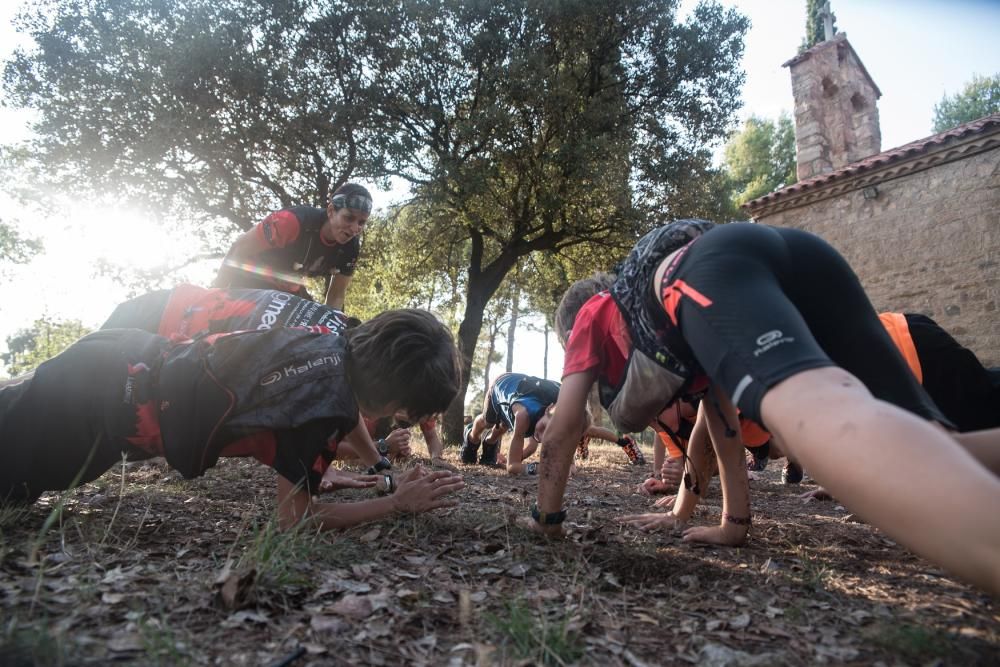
[610,218,715,373]
[331,193,373,213]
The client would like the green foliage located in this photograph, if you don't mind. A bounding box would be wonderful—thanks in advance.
[347,205,469,325]
[2,317,92,377]
[371,0,748,436]
[723,113,797,207]
[0,147,43,266]
[488,598,584,666]
[801,0,837,51]
[5,0,385,230]
[932,73,1000,133]
[0,219,41,266]
[5,0,749,438]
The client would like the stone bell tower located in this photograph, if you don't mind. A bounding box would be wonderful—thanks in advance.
[783,18,882,180]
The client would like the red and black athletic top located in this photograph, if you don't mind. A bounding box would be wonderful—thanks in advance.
[159,284,350,338]
[0,328,358,501]
[214,206,360,295]
[102,284,351,340]
[144,328,360,492]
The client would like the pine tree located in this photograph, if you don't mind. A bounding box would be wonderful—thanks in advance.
[801,0,837,51]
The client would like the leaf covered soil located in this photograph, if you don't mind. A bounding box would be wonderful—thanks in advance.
[1,442,998,666]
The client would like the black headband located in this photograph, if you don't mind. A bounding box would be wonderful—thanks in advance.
[331,193,373,213]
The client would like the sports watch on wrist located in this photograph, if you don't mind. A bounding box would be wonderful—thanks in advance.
[367,456,392,474]
[376,438,389,456]
[530,502,567,525]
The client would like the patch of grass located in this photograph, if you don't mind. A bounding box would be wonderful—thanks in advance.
[138,616,190,666]
[0,619,69,667]
[0,503,33,563]
[0,502,31,530]
[237,516,325,589]
[488,598,584,666]
[784,604,805,624]
[870,623,951,662]
[791,546,833,592]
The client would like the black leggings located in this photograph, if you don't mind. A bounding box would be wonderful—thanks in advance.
[669,223,947,428]
[0,330,164,504]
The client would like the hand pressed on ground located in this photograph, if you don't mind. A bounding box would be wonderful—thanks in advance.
[390,465,465,513]
[681,521,748,546]
[318,468,379,494]
[800,486,834,502]
[619,511,686,534]
[384,428,413,460]
[429,455,459,472]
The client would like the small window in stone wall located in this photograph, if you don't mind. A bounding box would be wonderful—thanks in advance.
[822,76,839,98]
[851,92,866,111]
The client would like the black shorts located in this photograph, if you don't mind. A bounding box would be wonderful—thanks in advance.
[668,223,948,428]
[906,313,1000,431]
[484,373,517,430]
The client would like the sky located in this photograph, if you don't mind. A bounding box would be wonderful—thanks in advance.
[0,0,998,382]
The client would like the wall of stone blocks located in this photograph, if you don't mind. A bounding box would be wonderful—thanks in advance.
[757,148,1000,365]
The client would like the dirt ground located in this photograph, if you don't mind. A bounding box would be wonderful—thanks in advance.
[1,439,998,666]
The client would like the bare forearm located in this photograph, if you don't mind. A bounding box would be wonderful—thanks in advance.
[325,274,350,310]
[538,436,576,508]
[653,439,666,478]
[341,415,381,466]
[672,411,711,520]
[309,496,399,531]
[586,426,618,443]
[536,372,593,520]
[507,435,526,474]
[704,388,751,526]
[424,429,445,460]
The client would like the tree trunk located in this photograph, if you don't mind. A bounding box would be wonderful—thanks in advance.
[543,321,549,379]
[505,286,519,374]
[444,293,487,444]
[484,325,497,399]
[442,249,519,444]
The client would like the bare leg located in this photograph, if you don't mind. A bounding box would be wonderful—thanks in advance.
[953,429,1000,475]
[522,438,539,460]
[762,367,1000,594]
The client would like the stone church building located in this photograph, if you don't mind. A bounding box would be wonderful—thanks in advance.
[743,33,999,365]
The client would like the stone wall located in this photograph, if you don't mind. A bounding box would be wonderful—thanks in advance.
[752,146,1000,365]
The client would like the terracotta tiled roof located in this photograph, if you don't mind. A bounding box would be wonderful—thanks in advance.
[743,113,1000,212]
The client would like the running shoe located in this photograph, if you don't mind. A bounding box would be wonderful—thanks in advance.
[479,440,500,467]
[782,460,804,484]
[746,446,769,472]
[459,423,480,464]
[619,435,646,466]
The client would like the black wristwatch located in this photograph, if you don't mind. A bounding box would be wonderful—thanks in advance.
[530,503,567,525]
[376,438,389,456]
[367,456,392,474]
